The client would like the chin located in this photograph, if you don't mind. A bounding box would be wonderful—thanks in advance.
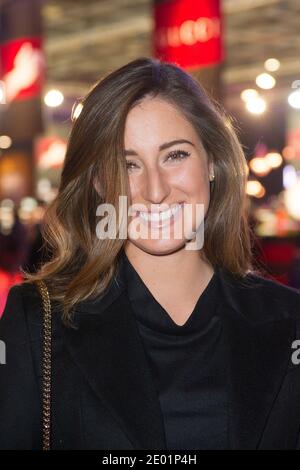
[128,238,187,256]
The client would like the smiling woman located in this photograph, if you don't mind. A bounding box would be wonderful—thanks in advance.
[0,57,300,451]
[123,97,214,260]
[20,56,254,323]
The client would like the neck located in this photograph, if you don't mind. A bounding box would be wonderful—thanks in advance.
[123,243,214,296]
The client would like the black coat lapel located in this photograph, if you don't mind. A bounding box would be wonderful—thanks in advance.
[62,261,296,450]
[218,270,296,449]
[63,289,167,450]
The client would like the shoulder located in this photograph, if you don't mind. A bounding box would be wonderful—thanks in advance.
[0,282,44,341]
[3,281,42,312]
[219,267,300,324]
[244,270,300,299]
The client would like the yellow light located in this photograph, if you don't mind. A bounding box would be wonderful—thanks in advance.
[246,180,265,198]
[249,157,271,176]
[0,135,12,149]
[44,89,64,107]
[265,152,283,168]
[246,96,267,114]
[256,73,276,90]
[240,89,258,102]
[264,58,280,72]
[288,90,300,109]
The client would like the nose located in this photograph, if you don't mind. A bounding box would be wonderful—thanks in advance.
[141,166,171,204]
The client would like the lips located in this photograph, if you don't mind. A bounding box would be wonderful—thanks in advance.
[137,202,184,227]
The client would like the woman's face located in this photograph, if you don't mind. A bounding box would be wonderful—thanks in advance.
[123,96,213,256]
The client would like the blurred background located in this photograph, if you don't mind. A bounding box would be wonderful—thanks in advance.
[1,0,300,315]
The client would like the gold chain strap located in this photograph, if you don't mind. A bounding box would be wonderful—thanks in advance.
[35,279,52,451]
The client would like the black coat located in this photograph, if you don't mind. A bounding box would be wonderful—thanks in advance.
[1,265,300,450]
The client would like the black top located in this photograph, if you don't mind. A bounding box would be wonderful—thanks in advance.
[1,251,300,449]
[121,251,229,450]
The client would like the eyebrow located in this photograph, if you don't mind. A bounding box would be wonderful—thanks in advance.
[123,139,195,156]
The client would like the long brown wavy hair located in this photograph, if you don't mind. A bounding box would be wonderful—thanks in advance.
[21,56,260,325]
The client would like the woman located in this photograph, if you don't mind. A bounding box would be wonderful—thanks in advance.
[0,57,300,450]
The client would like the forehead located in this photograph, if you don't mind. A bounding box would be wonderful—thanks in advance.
[124,97,201,149]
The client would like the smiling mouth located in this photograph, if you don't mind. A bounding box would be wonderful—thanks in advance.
[138,203,184,224]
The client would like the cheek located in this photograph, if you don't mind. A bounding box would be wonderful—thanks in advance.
[128,175,141,200]
[172,161,209,196]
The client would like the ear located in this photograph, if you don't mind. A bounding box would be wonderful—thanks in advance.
[93,177,102,196]
[208,161,215,180]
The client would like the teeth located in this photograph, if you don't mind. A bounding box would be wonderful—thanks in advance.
[139,204,182,222]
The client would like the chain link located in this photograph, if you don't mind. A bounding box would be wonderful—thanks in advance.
[35,279,52,451]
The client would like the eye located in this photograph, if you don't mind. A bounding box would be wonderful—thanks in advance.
[165,150,191,162]
[125,149,191,172]
[126,160,139,171]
